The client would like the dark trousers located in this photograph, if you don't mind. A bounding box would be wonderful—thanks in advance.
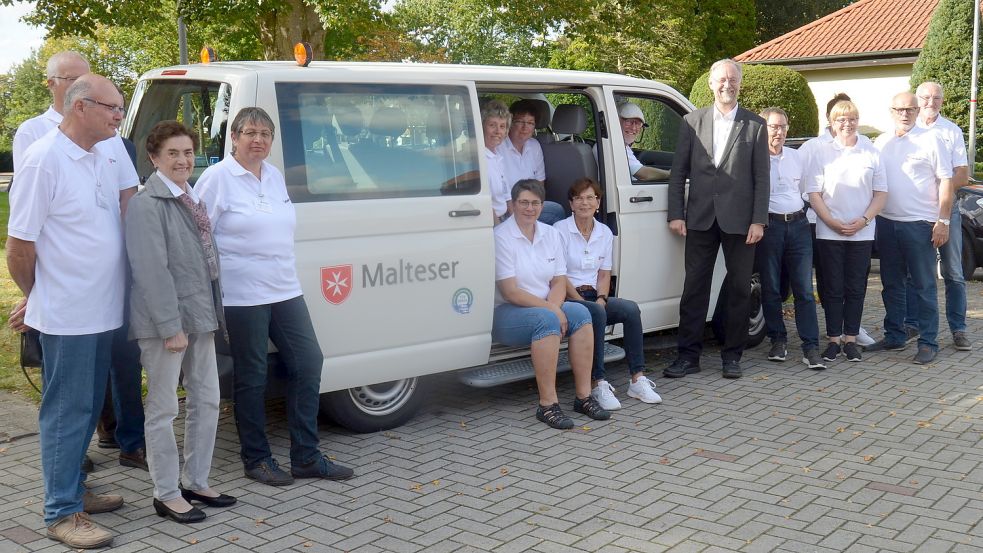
[677,220,756,363]
[815,239,872,337]
[571,294,645,381]
[98,323,145,453]
[226,296,324,469]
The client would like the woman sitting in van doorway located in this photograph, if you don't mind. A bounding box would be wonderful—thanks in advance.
[554,178,662,409]
[493,179,611,429]
[499,99,566,225]
[125,121,235,523]
[195,107,355,486]
[481,99,565,226]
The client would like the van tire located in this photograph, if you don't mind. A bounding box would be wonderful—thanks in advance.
[319,377,426,433]
[961,228,976,281]
[711,273,766,348]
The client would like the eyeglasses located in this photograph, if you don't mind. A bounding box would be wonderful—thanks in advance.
[515,200,543,208]
[891,107,918,115]
[239,130,274,140]
[512,120,536,128]
[82,98,126,115]
[766,124,788,132]
[621,119,644,128]
[833,117,858,125]
[572,195,598,203]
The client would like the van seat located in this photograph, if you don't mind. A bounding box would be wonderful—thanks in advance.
[541,104,598,214]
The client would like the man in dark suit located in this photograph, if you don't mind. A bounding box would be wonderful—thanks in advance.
[665,58,770,379]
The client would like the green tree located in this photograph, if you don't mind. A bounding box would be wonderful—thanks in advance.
[689,64,818,137]
[754,0,851,43]
[910,0,983,163]
[698,0,757,64]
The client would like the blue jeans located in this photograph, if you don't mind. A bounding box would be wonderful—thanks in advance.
[110,323,145,453]
[538,201,566,226]
[226,296,324,469]
[571,296,645,380]
[39,331,114,525]
[758,217,819,351]
[877,217,939,350]
[905,204,965,333]
[492,302,591,345]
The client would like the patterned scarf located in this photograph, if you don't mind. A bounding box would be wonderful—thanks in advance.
[177,193,219,281]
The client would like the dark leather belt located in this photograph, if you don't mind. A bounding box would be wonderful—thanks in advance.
[576,285,595,292]
[769,210,805,222]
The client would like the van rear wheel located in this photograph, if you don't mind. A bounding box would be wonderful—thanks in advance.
[711,273,766,348]
[319,377,426,433]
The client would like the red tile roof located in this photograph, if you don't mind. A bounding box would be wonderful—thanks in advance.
[736,0,939,63]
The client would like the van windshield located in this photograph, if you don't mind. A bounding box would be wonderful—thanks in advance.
[124,79,232,183]
[275,83,480,202]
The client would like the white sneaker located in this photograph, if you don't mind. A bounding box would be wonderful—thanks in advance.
[590,380,622,410]
[627,375,663,404]
[856,327,876,347]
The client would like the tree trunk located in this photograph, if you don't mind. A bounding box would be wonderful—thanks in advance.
[258,0,326,61]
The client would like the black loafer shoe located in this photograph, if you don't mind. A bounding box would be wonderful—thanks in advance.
[180,487,237,507]
[153,498,205,523]
[663,358,701,378]
[119,448,149,471]
[722,360,742,379]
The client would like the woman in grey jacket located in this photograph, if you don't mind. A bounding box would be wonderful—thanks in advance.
[125,121,234,523]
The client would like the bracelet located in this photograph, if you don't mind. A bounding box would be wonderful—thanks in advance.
[862,215,870,226]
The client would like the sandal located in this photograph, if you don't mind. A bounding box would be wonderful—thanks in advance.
[573,396,611,421]
[536,403,574,429]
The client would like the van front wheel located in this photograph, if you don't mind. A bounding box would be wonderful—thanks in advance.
[711,273,766,348]
[319,377,426,433]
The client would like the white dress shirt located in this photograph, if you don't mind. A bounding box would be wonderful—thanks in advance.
[712,104,738,167]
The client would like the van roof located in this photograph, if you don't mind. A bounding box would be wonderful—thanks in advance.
[142,60,684,96]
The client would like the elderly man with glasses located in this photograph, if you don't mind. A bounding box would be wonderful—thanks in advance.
[868,92,955,365]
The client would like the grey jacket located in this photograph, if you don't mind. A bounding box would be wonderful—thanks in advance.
[125,173,224,340]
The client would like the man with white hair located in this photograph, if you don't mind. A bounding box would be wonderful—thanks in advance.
[905,82,972,350]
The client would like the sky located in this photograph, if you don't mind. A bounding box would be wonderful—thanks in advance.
[0,2,46,73]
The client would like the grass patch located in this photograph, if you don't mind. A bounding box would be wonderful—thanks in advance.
[0,192,40,402]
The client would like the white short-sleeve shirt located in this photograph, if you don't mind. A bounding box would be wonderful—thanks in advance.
[497,136,546,187]
[494,217,566,305]
[918,115,969,170]
[804,136,887,241]
[768,146,806,214]
[8,130,130,334]
[875,126,952,223]
[485,148,510,218]
[554,215,613,288]
[194,157,303,306]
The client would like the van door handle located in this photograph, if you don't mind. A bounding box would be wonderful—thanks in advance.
[630,196,654,203]
[449,209,482,217]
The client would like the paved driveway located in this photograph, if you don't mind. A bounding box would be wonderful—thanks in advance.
[2,281,983,552]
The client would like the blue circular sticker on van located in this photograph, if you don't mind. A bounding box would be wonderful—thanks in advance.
[452,288,473,314]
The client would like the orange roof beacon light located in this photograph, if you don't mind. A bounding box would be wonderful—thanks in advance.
[294,42,313,67]
[200,46,216,64]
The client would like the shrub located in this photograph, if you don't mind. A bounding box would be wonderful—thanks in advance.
[910,0,982,163]
[689,64,819,137]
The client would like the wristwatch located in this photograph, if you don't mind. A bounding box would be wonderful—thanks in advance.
[938,218,950,226]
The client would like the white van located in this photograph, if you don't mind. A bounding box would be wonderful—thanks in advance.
[123,60,765,432]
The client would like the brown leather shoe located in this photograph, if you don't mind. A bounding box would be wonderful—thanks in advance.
[46,512,113,549]
[82,491,124,514]
[119,448,148,471]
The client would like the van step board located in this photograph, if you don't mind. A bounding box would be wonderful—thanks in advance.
[459,343,626,388]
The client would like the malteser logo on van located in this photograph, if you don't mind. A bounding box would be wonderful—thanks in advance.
[321,265,353,305]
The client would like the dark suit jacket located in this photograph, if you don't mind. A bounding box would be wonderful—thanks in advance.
[667,105,770,235]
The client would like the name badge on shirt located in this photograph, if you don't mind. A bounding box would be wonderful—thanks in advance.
[255,198,273,213]
[95,187,109,209]
[581,255,597,270]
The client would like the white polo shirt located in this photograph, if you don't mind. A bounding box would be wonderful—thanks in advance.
[768,147,805,214]
[497,136,545,187]
[803,136,887,241]
[13,107,62,172]
[195,157,303,306]
[8,130,132,335]
[874,126,952,223]
[494,217,566,305]
[918,115,968,169]
[485,148,510,218]
[592,143,644,177]
[554,215,613,288]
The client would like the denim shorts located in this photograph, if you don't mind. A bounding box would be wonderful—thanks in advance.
[492,301,592,346]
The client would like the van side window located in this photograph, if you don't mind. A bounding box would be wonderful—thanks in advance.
[613,95,684,175]
[126,79,231,183]
[275,83,480,202]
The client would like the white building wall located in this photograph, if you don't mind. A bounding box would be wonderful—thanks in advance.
[797,63,914,136]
